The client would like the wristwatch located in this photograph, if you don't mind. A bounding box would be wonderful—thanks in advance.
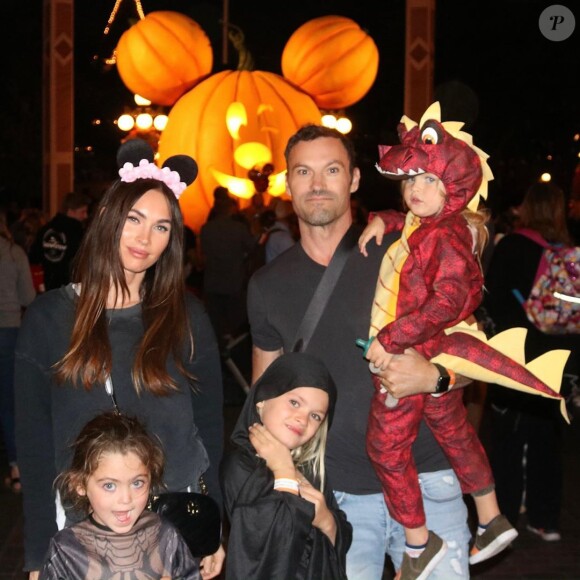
[433,363,451,394]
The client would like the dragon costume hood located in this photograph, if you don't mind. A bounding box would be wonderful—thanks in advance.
[376,102,493,218]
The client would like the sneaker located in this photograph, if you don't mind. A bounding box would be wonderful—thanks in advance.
[526,525,561,542]
[469,514,519,564]
[394,531,447,580]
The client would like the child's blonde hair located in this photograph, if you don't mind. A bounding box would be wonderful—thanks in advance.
[463,206,491,262]
[291,419,329,491]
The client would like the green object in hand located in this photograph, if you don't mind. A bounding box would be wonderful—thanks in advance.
[355,336,374,356]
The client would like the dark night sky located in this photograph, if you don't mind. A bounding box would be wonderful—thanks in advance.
[2,0,579,213]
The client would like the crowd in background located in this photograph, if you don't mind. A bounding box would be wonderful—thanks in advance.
[0,155,579,578]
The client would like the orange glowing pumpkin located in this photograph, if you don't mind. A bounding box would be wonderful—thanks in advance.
[116,11,213,106]
[281,15,379,110]
[158,70,321,232]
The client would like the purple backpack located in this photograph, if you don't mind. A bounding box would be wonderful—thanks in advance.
[514,229,580,334]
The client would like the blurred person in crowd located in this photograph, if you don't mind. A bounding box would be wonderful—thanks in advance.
[29,192,91,291]
[200,196,258,349]
[484,181,580,542]
[0,209,36,493]
[567,165,580,245]
[265,199,297,263]
[10,208,46,255]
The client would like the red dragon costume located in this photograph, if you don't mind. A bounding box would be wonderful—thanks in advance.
[365,102,570,529]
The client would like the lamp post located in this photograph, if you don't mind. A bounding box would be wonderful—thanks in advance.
[321,111,352,134]
[115,94,168,152]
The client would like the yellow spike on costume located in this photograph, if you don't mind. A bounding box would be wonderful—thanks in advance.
[467,196,480,212]
[479,180,489,199]
[370,213,420,337]
[401,115,417,131]
[488,328,528,364]
[419,101,441,125]
[472,144,491,162]
[526,350,571,394]
[441,121,464,134]
[456,131,474,146]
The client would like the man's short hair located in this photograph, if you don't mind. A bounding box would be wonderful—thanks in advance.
[60,191,91,213]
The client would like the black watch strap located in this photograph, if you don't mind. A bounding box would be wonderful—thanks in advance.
[433,363,451,394]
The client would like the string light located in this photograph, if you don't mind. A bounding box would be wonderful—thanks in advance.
[101,0,145,65]
[103,0,144,35]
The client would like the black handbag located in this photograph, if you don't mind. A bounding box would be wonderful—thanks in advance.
[148,489,222,558]
[104,375,222,558]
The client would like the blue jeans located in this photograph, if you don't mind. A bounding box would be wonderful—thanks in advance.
[334,469,471,580]
[0,327,18,464]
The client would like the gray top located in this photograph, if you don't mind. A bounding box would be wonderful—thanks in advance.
[15,285,224,570]
[0,236,36,327]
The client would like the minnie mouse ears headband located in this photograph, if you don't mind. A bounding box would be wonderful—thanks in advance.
[116,139,198,200]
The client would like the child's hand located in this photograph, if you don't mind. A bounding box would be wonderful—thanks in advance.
[358,216,386,257]
[200,544,226,579]
[297,474,337,545]
[366,339,393,371]
[249,423,296,476]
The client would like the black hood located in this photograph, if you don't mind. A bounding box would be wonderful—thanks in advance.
[230,352,337,451]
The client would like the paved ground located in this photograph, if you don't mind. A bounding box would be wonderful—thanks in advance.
[2,364,579,579]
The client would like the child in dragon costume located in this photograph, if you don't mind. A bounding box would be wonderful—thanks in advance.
[358,102,570,580]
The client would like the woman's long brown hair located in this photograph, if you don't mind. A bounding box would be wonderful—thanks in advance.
[518,182,572,245]
[54,178,194,395]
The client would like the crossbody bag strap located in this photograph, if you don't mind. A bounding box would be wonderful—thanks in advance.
[104,375,121,415]
[293,225,359,352]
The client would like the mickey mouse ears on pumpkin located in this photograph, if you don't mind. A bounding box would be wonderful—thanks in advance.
[116,138,198,189]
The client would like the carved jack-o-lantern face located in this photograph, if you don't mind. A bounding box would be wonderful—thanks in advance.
[158,70,321,232]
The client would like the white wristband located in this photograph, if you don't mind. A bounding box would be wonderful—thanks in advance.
[273,478,300,492]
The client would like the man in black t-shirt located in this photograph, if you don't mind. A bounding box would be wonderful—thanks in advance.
[247,125,471,580]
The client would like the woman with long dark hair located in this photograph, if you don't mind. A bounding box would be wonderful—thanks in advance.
[15,153,225,579]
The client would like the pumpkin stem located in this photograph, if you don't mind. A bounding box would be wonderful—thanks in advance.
[227,24,255,71]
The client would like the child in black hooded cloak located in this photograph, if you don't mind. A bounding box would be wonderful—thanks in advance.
[220,352,352,580]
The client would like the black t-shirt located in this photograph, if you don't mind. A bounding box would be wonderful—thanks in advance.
[29,213,85,290]
[247,228,450,495]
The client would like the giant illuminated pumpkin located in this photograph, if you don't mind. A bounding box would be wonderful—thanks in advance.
[158,70,321,232]
[282,15,379,109]
[116,11,213,106]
